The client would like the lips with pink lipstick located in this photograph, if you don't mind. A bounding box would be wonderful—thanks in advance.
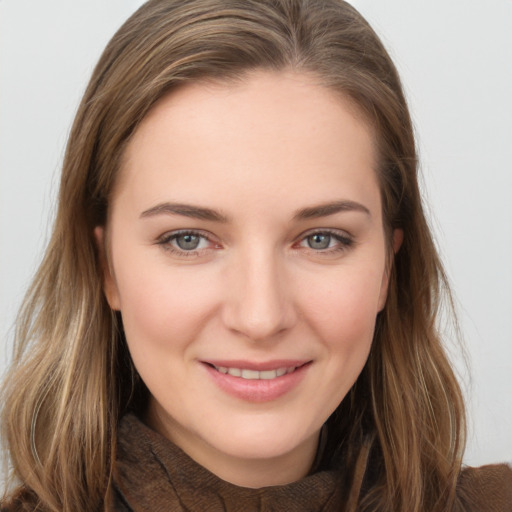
[201,359,312,402]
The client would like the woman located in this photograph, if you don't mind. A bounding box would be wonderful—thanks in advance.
[1,0,511,510]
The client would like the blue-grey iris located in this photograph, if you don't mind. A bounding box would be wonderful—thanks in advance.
[308,234,331,250]
[176,234,201,250]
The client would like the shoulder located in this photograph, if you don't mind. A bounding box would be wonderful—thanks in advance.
[457,463,512,512]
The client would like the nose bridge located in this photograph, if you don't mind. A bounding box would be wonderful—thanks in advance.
[222,245,295,341]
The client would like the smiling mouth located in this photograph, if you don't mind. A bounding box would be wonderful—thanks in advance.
[203,361,311,401]
[208,363,306,380]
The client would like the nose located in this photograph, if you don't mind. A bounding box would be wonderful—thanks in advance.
[221,248,297,342]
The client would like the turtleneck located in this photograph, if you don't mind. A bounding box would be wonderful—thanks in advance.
[111,414,512,512]
[112,414,345,511]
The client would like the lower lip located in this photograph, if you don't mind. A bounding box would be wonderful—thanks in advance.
[202,363,311,402]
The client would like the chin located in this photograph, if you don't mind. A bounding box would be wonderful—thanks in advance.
[200,416,319,461]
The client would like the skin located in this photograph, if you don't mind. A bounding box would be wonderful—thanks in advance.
[97,70,401,488]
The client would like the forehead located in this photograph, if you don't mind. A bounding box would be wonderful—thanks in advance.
[113,70,380,218]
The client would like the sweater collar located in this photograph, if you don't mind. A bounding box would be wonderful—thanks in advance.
[113,413,345,511]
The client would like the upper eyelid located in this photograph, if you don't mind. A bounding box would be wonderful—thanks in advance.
[159,228,215,241]
[296,227,353,240]
[157,229,218,251]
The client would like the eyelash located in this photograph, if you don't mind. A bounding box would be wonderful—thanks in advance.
[156,229,354,257]
[297,229,354,255]
[157,230,218,257]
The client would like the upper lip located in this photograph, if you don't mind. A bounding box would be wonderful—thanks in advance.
[201,359,311,371]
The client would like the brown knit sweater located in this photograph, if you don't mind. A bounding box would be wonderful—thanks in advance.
[3,414,512,511]
[111,414,512,511]
[112,415,345,511]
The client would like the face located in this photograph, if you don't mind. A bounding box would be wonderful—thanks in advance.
[98,70,396,487]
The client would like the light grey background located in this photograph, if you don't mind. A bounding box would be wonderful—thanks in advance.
[1,0,511,475]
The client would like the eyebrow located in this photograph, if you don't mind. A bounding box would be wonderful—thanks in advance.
[140,202,229,222]
[140,199,370,223]
[293,200,371,220]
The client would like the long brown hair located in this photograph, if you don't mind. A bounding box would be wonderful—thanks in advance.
[1,1,465,510]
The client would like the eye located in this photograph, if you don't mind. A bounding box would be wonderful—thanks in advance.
[297,230,353,254]
[157,230,217,255]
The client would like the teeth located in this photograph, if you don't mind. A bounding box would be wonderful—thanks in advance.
[259,370,277,380]
[214,365,298,380]
[241,369,260,379]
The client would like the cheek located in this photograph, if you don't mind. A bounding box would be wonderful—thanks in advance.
[290,266,383,420]
[113,262,220,355]
[301,265,384,335]
[297,262,384,384]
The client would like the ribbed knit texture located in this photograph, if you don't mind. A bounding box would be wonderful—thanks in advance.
[112,414,512,512]
[113,414,345,511]
[3,414,511,511]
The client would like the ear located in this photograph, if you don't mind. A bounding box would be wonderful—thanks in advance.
[391,228,404,254]
[94,226,121,310]
[377,228,403,311]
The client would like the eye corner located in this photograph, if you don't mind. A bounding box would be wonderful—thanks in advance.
[293,228,355,256]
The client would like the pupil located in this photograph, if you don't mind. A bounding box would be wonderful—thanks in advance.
[177,234,200,250]
[308,234,330,250]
